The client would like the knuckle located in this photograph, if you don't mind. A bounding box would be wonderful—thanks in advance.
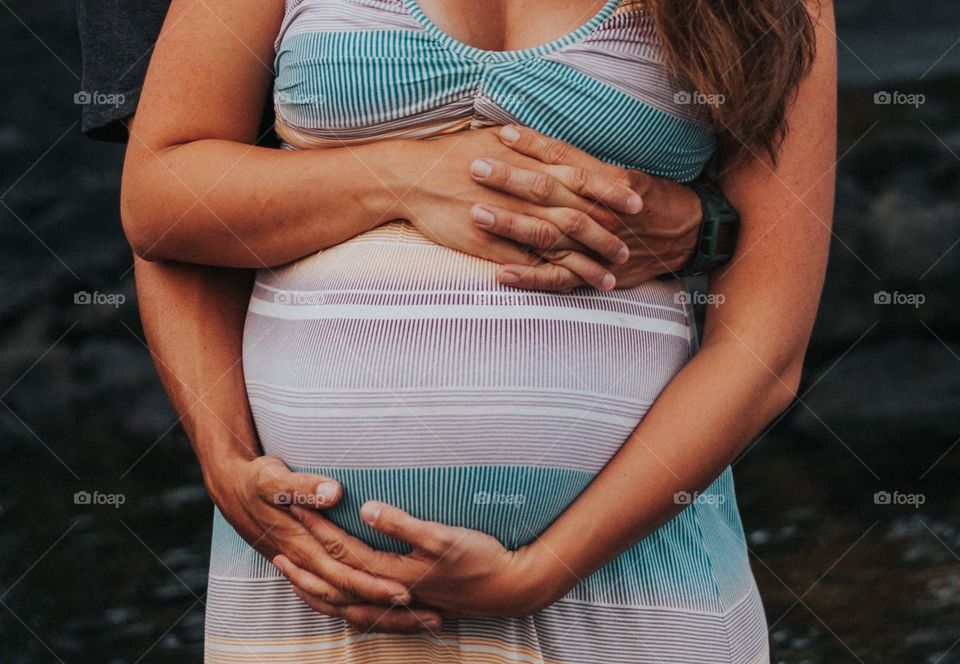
[566,166,590,193]
[559,211,587,236]
[338,577,364,601]
[530,221,556,249]
[323,537,348,561]
[489,163,510,187]
[430,528,454,551]
[529,173,556,201]
[543,140,570,164]
[497,213,514,236]
[311,585,334,604]
[548,267,570,291]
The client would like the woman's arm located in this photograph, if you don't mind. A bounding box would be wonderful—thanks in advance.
[120,0,631,279]
[120,0,703,292]
[275,0,836,620]
[527,1,837,595]
[120,0,403,267]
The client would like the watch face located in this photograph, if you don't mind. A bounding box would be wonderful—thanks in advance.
[715,221,737,258]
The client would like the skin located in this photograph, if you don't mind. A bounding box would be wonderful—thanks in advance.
[117,0,807,634]
[272,0,838,630]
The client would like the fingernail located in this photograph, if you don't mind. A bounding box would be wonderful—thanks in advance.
[470,158,492,178]
[626,193,643,213]
[360,501,383,525]
[616,245,630,264]
[424,618,442,632]
[316,482,339,504]
[601,273,616,291]
[472,205,495,227]
[499,270,519,285]
[390,593,411,606]
[500,125,521,143]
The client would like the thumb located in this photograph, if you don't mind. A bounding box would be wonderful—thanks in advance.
[269,471,343,510]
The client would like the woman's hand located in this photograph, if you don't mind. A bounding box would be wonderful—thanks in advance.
[209,457,444,632]
[394,127,633,291]
[274,501,566,631]
[472,125,703,291]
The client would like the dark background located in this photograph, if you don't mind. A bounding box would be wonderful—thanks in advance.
[1,1,959,661]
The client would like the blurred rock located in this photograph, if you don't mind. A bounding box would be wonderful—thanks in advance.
[790,337,960,477]
[809,125,960,360]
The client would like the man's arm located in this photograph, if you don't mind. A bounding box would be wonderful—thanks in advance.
[133,252,443,630]
[78,0,446,629]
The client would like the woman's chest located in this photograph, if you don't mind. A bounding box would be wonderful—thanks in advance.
[272,0,715,181]
[410,0,610,52]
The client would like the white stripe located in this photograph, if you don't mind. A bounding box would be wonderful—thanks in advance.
[249,399,645,426]
[248,297,691,339]
[254,281,688,316]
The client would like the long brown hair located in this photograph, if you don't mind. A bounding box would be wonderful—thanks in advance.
[650,0,818,168]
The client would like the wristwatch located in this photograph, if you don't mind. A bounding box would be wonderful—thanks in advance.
[673,182,740,277]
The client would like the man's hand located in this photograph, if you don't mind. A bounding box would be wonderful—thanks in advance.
[274,501,560,631]
[206,456,444,632]
[471,125,702,291]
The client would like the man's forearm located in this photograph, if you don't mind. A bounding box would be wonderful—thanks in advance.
[134,256,259,493]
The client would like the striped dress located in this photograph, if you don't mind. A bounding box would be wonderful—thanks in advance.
[205,0,769,661]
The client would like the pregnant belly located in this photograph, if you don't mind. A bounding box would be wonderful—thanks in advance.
[242,222,695,551]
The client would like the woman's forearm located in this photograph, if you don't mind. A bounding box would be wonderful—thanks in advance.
[521,0,837,606]
[121,136,408,267]
[524,337,799,602]
[119,0,415,268]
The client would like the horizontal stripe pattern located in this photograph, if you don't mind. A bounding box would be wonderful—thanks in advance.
[272,0,716,181]
[206,532,767,662]
[204,2,764,660]
[208,470,754,609]
[246,385,653,470]
[210,217,768,659]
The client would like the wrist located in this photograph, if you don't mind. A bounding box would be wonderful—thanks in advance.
[200,447,258,509]
[362,139,425,222]
[674,182,740,277]
[511,542,579,613]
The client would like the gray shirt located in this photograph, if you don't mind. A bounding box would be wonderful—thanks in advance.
[77,0,276,144]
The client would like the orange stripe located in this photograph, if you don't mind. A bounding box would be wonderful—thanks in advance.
[206,632,565,663]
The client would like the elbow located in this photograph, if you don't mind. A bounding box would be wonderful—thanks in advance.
[767,353,805,416]
[119,200,153,261]
[120,173,168,262]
